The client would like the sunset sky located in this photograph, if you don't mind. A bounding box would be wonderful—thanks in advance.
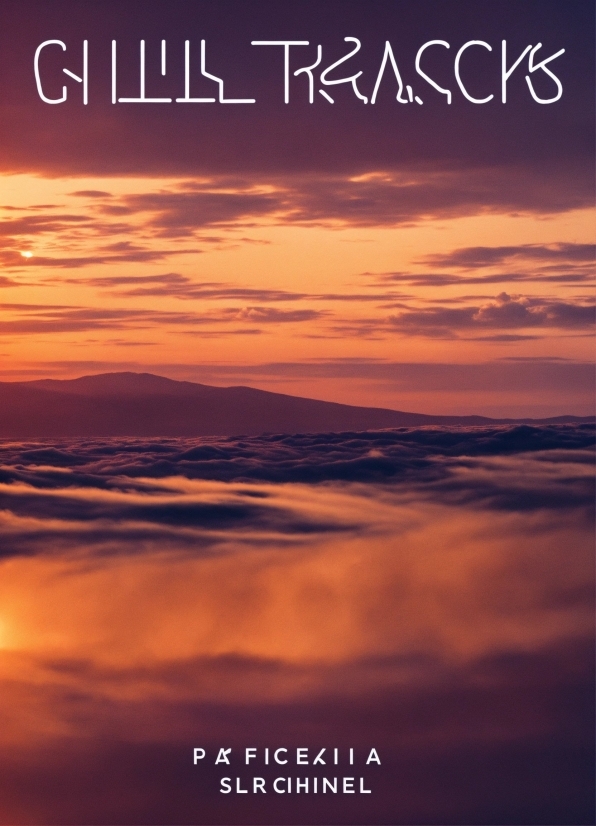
[0,5,594,825]
[0,0,593,416]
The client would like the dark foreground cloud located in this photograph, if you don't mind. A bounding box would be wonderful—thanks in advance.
[0,639,592,825]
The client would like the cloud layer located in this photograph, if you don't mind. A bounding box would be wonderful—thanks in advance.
[0,426,592,823]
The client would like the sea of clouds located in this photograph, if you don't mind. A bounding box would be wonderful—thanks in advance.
[0,425,592,824]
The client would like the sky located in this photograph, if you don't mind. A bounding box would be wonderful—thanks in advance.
[0,0,593,416]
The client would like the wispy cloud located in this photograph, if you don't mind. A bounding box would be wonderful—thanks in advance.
[73,272,404,304]
[3,173,592,276]
[0,300,328,335]
[99,170,594,235]
[372,243,595,288]
[421,243,595,269]
[179,357,594,393]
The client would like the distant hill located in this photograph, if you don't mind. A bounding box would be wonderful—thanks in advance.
[0,372,591,437]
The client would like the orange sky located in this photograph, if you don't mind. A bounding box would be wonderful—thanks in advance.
[0,1,593,417]
[0,171,593,416]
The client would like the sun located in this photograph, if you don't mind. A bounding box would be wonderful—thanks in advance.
[20,251,33,258]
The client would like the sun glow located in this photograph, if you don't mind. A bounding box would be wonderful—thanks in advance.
[0,618,11,649]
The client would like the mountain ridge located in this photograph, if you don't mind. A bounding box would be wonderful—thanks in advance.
[0,372,591,437]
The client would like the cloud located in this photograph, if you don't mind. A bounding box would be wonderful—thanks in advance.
[383,293,595,337]
[226,306,325,323]
[91,169,595,235]
[110,185,284,235]
[190,356,595,394]
[0,248,197,269]
[0,187,591,278]
[421,243,596,269]
[84,272,311,302]
[69,190,113,198]
[0,0,592,193]
[377,269,594,287]
[79,272,404,305]
[0,300,327,334]
[0,213,88,237]
[0,423,592,502]
[4,169,590,276]
[0,424,592,824]
[285,293,595,341]
[0,206,204,268]
[0,637,592,824]
[0,201,206,270]
[26,289,583,343]
[0,303,195,334]
[371,243,596,289]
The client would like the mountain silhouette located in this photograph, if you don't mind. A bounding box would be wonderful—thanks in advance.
[0,372,590,437]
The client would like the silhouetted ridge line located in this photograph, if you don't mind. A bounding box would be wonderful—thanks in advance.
[0,372,591,437]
